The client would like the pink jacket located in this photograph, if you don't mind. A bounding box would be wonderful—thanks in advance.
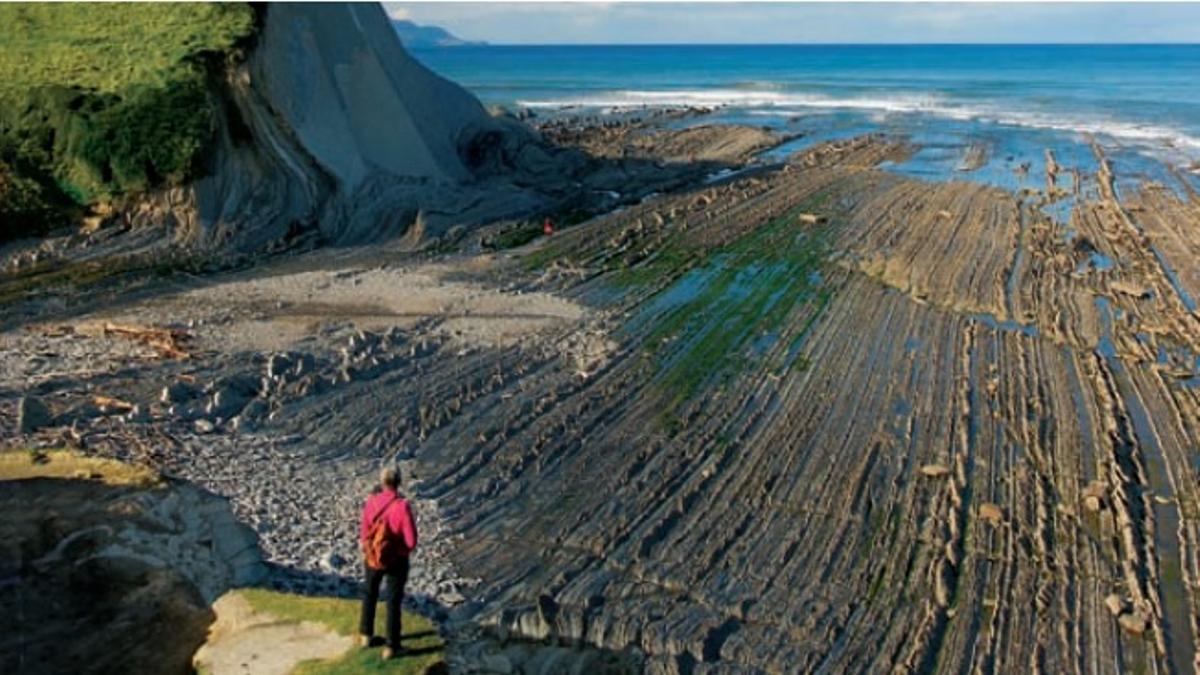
[359,490,418,555]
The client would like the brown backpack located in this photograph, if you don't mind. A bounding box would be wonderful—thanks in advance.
[363,496,405,570]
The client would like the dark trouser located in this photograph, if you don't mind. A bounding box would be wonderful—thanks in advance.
[358,557,410,648]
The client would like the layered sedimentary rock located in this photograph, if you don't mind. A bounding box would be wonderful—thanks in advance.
[4,3,791,275]
[11,10,1200,666]
[132,3,550,251]
[318,136,1199,673]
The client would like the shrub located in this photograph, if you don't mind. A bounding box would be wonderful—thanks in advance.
[0,159,73,239]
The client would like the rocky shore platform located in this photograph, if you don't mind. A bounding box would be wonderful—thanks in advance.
[6,114,1200,672]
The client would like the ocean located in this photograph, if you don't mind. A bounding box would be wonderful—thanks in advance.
[409,44,1200,195]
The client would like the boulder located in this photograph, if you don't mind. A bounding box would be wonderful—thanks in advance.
[1104,594,1126,617]
[292,354,315,377]
[1082,481,1107,512]
[205,374,260,418]
[440,590,466,606]
[318,551,345,572]
[208,373,261,398]
[920,464,951,478]
[979,503,1004,526]
[266,352,293,380]
[1118,610,1149,635]
[207,389,249,419]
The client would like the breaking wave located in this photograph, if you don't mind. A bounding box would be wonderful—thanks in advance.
[517,88,1200,153]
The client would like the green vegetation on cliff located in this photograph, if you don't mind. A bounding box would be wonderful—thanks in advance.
[0,3,256,241]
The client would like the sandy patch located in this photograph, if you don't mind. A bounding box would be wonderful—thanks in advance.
[193,592,353,675]
[97,260,589,354]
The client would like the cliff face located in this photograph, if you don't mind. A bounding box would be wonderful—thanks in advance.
[150,3,526,251]
[253,3,485,189]
[0,452,267,675]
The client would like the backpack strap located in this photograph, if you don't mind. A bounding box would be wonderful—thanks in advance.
[371,494,400,527]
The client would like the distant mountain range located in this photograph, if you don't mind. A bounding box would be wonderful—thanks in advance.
[392,20,484,48]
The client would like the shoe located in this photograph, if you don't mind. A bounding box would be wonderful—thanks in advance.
[358,635,386,648]
[381,646,407,660]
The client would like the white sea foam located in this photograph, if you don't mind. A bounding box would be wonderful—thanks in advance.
[517,88,1200,154]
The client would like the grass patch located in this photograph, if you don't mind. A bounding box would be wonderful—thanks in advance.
[609,237,698,287]
[491,223,543,250]
[0,4,255,96]
[518,239,568,272]
[238,588,446,675]
[0,448,161,487]
[0,3,257,240]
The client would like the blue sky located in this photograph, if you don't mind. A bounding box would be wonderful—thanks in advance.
[385,2,1200,44]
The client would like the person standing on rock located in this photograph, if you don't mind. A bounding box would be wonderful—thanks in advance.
[358,467,418,660]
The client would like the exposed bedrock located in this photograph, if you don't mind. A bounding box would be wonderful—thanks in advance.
[378,137,1200,673]
[130,3,531,251]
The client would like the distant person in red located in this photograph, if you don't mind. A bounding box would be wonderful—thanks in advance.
[543,217,555,236]
[358,467,418,660]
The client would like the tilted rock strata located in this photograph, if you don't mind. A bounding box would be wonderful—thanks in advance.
[7,131,1200,671]
[393,137,1200,672]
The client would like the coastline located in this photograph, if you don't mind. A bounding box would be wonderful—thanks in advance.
[412,42,1200,197]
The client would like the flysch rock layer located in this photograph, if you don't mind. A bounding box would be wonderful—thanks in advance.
[399,137,1200,673]
[115,3,580,253]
